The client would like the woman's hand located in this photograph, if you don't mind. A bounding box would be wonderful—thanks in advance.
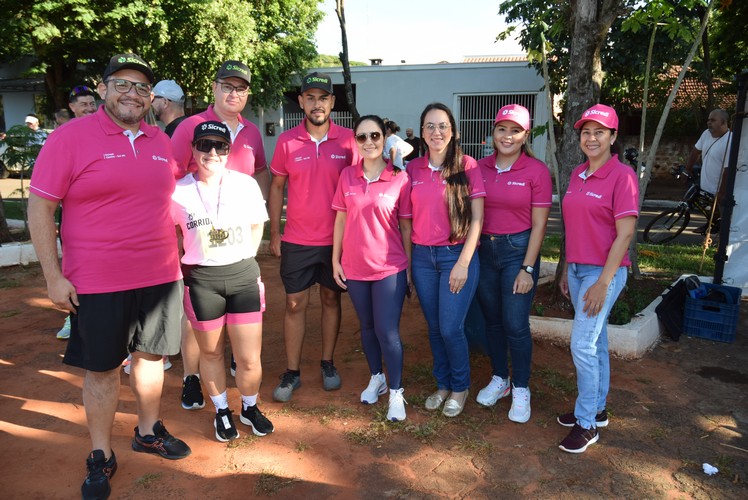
[449,263,468,294]
[513,270,534,294]
[559,268,570,299]
[332,261,348,290]
[582,281,609,317]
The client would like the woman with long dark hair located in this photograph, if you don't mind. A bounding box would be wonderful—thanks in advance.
[407,103,485,417]
[332,115,412,421]
[557,104,638,453]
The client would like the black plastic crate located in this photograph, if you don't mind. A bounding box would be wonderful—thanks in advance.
[683,283,741,343]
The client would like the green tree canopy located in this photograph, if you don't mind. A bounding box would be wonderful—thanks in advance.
[0,0,324,111]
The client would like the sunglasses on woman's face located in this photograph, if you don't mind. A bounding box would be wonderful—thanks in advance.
[355,131,382,144]
[194,139,230,155]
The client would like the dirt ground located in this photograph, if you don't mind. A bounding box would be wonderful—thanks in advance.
[1,256,747,499]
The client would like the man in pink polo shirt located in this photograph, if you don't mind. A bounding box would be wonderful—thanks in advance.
[170,60,269,412]
[268,72,360,402]
[28,53,190,500]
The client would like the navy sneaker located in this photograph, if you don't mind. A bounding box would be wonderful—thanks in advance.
[181,375,205,410]
[81,449,117,500]
[132,420,191,460]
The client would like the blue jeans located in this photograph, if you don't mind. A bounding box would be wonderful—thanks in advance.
[476,230,538,388]
[346,271,407,389]
[412,243,479,392]
[567,263,627,429]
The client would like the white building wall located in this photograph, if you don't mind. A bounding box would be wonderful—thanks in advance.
[1,92,37,130]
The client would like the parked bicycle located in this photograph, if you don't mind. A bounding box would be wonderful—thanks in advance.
[642,165,717,244]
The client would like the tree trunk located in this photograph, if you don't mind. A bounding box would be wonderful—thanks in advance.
[336,0,359,122]
[552,0,625,290]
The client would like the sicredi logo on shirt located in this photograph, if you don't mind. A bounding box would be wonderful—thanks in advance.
[507,181,526,187]
[152,155,168,163]
[330,154,347,160]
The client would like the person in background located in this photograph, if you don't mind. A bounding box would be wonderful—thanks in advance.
[172,121,272,441]
[404,127,420,163]
[474,104,551,423]
[28,53,191,500]
[54,109,73,127]
[268,72,360,402]
[383,120,413,170]
[25,114,47,144]
[68,85,98,118]
[152,80,187,137]
[407,102,485,418]
[332,115,412,421]
[557,104,638,453]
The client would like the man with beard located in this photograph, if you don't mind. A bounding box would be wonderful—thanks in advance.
[151,80,187,137]
[28,53,190,500]
[268,72,360,402]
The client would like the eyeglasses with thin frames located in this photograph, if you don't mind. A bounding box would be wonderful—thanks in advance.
[423,123,451,133]
[105,79,152,97]
[194,139,230,155]
[216,80,249,97]
[355,131,382,144]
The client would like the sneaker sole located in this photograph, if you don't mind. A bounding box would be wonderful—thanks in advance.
[476,387,510,407]
[558,432,599,453]
[240,415,274,436]
[214,420,239,443]
[360,385,388,405]
[131,440,192,460]
[181,401,206,410]
[508,409,531,423]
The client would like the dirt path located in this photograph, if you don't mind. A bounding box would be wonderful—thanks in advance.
[0,257,746,499]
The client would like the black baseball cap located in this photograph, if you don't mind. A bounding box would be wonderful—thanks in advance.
[193,121,231,144]
[301,72,333,94]
[103,53,155,84]
[215,60,251,86]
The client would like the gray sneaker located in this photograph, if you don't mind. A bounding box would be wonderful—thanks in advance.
[321,360,341,391]
[272,370,301,402]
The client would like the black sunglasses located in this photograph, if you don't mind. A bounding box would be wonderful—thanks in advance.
[355,131,382,144]
[194,139,230,155]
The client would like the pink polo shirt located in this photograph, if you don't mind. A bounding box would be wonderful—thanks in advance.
[478,152,552,235]
[332,161,412,281]
[407,154,486,246]
[271,120,360,246]
[562,156,639,266]
[30,106,181,293]
[170,104,267,179]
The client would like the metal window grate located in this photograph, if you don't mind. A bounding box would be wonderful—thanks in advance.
[283,111,354,131]
[456,94,536,160]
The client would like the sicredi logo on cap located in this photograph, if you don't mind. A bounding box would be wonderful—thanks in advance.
[503,109,520,117]
[118,56,144,66]
[585,109,610,118]
[307,76,329,84]
[202,123,227,133]
[226,64,248,75]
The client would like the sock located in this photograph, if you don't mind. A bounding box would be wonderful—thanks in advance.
[210,391,229,412]
[241,393,258,410]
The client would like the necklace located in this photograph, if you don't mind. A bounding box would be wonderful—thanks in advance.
[195,175,229,244]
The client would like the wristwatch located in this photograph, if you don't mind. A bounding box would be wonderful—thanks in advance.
[521,265,534,274]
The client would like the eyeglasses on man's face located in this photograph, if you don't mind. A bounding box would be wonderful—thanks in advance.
[423,122,451,133]
[106,79,152,97]
[216,80,249,97]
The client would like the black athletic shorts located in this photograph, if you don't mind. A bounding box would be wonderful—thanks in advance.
[279,241,343,294]
[64,280,183,372]
[183,258,265,331]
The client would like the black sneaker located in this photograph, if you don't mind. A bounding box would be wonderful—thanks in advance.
[132,420,191,460]
[181,375,205,410]
[557,409,609,428]
[321,360,341,391]
[272,370,301,402]
[240,404,275,436]
[558,423,599,453]
[81,449,117,500]
[214,408,239,442]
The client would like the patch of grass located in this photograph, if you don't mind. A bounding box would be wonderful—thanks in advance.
[2,199,25,220]
[533,303,545,316]
[635,376,653,385]
[403,417,445,442]
[0,278,21,289]
[135,472,162,488]
[536,367,575,396]
[0,310,20,318]
[406,362,433,386]
[345,421,391,445]
[294,441,310,452]
[227,434,258,449]
[648,427,669,440]
[457,434,494,455]
[714,454,734,477]
[286,402,357,425]
[254,469,298,496]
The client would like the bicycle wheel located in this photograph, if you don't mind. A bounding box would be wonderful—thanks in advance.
[643,206,690,244]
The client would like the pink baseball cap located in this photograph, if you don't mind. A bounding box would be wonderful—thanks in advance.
[494,104,531,130]
[574,104,619,130]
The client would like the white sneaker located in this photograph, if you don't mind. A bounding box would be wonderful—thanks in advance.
[360,373,388,404]
[508,385,531,423]
[162,356,172,371]
[387,388,407,422]
[476,375,510,406]
[56,316,71,340]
